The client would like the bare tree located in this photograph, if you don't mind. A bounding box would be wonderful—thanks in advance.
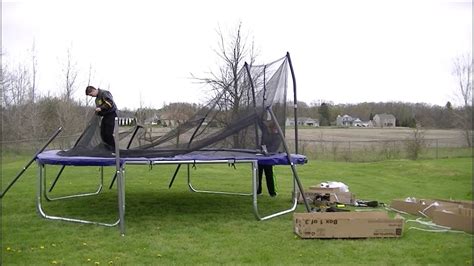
[56,47,82,137]
[452,53,473,147]
[62,47,79,101]
[1,62,34,140]
[194,22,257,112]
[405,125,426,160]
[192,22,258,146]
[30,41,37,102]
[26,42,40,138]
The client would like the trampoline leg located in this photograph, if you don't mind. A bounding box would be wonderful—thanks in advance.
[44,166,104,201]
[37,162,120,228]
[117,165,126,236]
[252,161,298,221]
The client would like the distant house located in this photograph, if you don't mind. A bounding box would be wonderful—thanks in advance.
[285,117,319,127]
[285,118,295,126]
[362,120,374,127]
[336,114,373,127]
[336,114,354,127]
[373,113,396,128]
[299,117,319,127]
[352,118,363,127]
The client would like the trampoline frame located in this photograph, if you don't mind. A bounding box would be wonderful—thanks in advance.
[37,152,302,236]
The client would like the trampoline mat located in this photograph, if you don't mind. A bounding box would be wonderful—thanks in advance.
[36,150,308,166]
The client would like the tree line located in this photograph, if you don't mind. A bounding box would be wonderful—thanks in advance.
[291,100,469,129]
[2,24,471,147]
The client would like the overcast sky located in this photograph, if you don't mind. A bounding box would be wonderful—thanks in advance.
[2,0,472,109]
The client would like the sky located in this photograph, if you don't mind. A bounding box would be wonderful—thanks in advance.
[2,0,472,109]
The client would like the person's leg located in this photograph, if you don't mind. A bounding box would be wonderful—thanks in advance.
[257,164,264,195]
[101,114,116,150]
[263,165,276,196]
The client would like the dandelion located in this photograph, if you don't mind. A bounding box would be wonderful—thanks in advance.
[40,245,45,249]
[6,247,11,251]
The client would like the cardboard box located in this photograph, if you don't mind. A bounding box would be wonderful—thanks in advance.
[432,207,474,233]
[434,199,474,209]
[293,211,403,239]
[390,199,462,218]
[297,187,355,205]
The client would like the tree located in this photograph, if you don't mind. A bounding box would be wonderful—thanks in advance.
[193,22,257,146]
[318,102,331,126]
[452,53,473,147]
[61,47,79,101]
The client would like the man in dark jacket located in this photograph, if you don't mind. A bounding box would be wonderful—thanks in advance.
[85,86,118,151]
[257,118,281,197]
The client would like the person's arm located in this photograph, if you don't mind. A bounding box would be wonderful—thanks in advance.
[97,91,116,115]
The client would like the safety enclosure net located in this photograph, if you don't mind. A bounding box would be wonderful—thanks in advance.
[59,53,297,158]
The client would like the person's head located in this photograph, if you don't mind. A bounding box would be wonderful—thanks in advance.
[85,86,98,97]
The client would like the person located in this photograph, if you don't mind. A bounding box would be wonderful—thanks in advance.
[85,85,118,151]
[257,118,281,197]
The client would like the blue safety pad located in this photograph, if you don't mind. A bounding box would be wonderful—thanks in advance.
[36,150,307,166]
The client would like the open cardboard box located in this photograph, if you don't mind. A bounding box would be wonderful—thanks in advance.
[390,198,462,218]
[297,187,355,205]
[391,198,474,233]
[294,211,403,239]
[432,206,473,233]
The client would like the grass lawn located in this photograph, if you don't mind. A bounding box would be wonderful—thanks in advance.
[1,155,473,265]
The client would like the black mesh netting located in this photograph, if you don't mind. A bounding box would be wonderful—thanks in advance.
[59,54,295,158]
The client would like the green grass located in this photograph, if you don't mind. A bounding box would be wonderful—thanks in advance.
[1,155,473,265]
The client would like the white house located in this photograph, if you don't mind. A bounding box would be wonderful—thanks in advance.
[285,117,319,127]
[373,113,396,128]
[336,114,354,127]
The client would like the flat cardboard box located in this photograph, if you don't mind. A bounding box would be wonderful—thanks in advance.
[297,187,355,205]
[390,199,462,218]
[432,207,474,233]
[293,211,403,239]
[434,199,474,209]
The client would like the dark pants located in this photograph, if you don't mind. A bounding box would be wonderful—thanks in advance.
[258,164,276,196]
[101,112,116,150]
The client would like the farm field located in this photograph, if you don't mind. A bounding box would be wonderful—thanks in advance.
[147,126,467,146]
[295,127,466,146]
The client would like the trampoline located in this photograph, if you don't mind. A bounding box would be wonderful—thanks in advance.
[36,148,308,235]
[2,53,312,235]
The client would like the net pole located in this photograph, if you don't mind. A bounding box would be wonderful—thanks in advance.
[244,62,260,149]
[267,107,311,212]
[114,117,126,236]
[1,127,62,198]
[287,52,298,154]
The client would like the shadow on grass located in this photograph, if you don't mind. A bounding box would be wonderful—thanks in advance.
[40,189,293,227]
